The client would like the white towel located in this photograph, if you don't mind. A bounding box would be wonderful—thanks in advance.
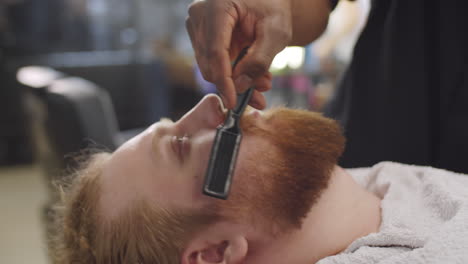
[317,162,468,264]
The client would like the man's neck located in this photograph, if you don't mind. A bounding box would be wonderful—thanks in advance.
[249,166,382,263]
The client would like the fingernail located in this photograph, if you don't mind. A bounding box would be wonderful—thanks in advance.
[234,75,252,93]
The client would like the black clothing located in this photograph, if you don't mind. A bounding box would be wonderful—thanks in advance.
[330,0,340,10]
[325,0,468,173]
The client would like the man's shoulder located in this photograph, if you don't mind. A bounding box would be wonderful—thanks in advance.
[319,162,468,264]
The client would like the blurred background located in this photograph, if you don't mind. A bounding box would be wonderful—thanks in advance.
[0,0,369,263]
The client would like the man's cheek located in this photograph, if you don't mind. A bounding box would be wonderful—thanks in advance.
[191,134,215,178]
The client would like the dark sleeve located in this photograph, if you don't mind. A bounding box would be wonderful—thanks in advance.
[330,0,339,10]
[330,0,356,11]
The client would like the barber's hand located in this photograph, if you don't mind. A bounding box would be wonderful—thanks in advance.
[186,0,293,109]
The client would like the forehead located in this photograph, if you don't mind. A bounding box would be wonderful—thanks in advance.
[97,118,211,221]
[97,122,175,220]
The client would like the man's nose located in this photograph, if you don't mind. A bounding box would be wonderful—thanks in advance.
[176,94,226,133]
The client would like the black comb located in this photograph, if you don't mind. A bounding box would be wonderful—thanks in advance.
[203,48,253,199]
[203,88,254,199]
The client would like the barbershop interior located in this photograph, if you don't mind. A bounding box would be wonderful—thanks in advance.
[2,0,468,263]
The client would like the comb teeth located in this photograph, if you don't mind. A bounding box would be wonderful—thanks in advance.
[203,130,241,199]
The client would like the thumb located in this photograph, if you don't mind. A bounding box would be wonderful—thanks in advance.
[233,17,291,93]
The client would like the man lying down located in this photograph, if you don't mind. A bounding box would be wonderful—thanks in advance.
[52,94,468,264]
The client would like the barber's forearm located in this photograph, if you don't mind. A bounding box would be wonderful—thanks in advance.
[290,0,331,46]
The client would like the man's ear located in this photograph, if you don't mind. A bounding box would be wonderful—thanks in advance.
[181,235,248,264]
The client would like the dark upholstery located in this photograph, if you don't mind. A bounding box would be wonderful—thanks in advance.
[19,66,144,175]
[19,67,145,261]
[57,61,170,130]
[45,77,121,155]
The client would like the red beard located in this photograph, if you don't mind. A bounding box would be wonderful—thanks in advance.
[212,107,345,234]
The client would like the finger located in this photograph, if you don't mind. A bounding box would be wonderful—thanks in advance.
[187,1,207,54]
[253,74,272,92]
[249,90,267,110]
[186,3,212,82]
[185,17,199,55]
[233,17,291,93]
[187,22,212,86]
[229,20,255,61]
[202,1,239,108]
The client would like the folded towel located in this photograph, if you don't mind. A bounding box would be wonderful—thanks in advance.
[317,162,468,264]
